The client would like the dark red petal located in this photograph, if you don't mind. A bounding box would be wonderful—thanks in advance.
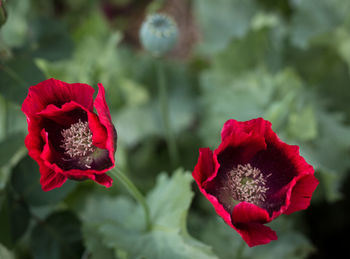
[88,112,108,149]
[24,117,44,162]
[193,147,278,247]
[39,165,67,192]
[263,128,312,179]
[37,103,75,157]
[232,202,271,225]
[94,83,117,165]
[22,79,116,191]
[193,118,317,247]
[192,148,235,227]
[250,144,300,211]
[24,125,66,192]
[200,186,235,229]
[250,123,316,216]
[40,111,113,177]
[37,100,108,155]
[36,102,84,126]
[40,129,54,162]
[63,169,113,188]
[284,174,319,215]
[215,130,266,171]
[22,78,94,116]
[38,121,112,188]
[192,148,216,185]
[94,173,113,188]
[232,202,277,247]
[221,118,269,142]
[235,222,277,247]
[216,119,268,169]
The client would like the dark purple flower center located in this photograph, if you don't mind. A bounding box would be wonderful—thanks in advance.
[217,163,271,212]
[60,119,96,168]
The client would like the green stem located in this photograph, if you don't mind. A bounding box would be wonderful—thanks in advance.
[235,239,246,259]
[4,98,8,137]
[110,167,151,231]
[156,61,179,166]
[0,95,8,139]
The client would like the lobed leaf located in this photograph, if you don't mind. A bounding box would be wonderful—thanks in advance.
[82,169,218,259]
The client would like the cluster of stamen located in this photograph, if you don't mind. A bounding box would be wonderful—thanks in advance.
[61,120,96,168]
[218,163,271,208]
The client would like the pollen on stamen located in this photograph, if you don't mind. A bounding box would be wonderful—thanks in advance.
[217,163,271,210]
[60,119,96,168]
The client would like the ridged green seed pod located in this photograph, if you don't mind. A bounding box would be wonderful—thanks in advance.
[139,13,179,57]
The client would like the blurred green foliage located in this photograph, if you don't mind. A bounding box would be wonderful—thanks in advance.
[1,0,350,258]
[82,170,217,259]
[30,211,83,259]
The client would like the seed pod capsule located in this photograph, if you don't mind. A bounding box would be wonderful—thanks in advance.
[139,13,179,57]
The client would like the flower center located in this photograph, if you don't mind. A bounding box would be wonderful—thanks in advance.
[148,14,177,38]
[61,119,96,168]
[217,163,271,210]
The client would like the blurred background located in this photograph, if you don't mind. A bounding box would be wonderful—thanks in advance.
[1,0,350,258]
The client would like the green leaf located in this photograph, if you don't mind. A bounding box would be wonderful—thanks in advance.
[0,131,26,190]
[212,24,285,75]
[38,31,124,106]
[29,17,74,61]
[0,55,46,104]
[11,156,76,207]
[0,188,30,248]
[335,27,350,75]
[114,86,196,147]
[118,78,150,107]
[299,110,350,201]
[287,105,318,141]
[0,99,27,141]
[246,233,314,259]
[199,69,275,147]
[72,11,110,41]
[288,42,350,122]
[83,224,115,259]
[0,132,25,167]
[114,104,161,147]
[0,0,30,47]
[30,210,83,259]
[193,213,314,259]
[290,0,350,49]
[0,243,15,259]
[194,0,258,55]
[82,169,217,259]
[199,67,350,201]
[146,170,195,229]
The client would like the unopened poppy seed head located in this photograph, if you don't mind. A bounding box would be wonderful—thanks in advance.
[139,13,178,56]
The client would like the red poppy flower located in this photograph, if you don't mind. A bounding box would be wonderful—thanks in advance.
[22,78,117,191]
[192,118,318,247]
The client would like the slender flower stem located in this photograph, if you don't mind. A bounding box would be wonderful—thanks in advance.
[235,239,246,259]
[0,95,8,139]
[110,167,151,231]
[156,61,179,166]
